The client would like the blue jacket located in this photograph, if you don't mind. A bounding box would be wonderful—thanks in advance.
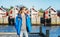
[15,14,32,35]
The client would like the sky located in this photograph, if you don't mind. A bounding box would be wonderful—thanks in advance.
[0,0,60,10]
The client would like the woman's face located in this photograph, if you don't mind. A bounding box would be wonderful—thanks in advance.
[22,8,26,13]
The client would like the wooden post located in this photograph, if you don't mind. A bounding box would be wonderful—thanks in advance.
[46,30,49,37]
[58,36,60,37]
[40,17,42,34]
[40,25,42,34]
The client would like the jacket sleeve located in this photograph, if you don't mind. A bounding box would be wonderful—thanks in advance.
[27,15,32,32]
[15,16,18,30]
[15,15,22,35]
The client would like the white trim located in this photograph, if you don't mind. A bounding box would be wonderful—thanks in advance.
[0,32,17,34]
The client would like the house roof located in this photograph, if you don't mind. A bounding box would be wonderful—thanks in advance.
[0,7,7,12]
[45,6,56,12]
[31,8,37,12]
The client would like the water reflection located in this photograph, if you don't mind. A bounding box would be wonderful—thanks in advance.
[0,25,60,37]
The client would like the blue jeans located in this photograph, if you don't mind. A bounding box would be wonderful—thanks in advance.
[20,30,28,37]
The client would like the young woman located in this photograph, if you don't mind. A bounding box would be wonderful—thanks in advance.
[15,6,31,37]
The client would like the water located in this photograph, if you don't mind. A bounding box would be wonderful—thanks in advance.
[0,25,60,37]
